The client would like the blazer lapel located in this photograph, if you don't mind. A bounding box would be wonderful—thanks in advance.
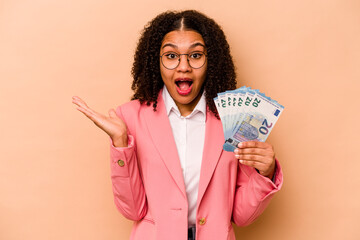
[142,91,187,198]
[197,109,224,207]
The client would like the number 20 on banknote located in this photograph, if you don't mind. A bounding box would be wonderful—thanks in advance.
[214,87,284,152]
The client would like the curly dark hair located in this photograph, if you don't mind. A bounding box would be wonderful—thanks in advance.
[131,10,237,117]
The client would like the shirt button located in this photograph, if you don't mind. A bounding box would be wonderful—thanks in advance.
[199,217,206,225]
[117,160,125,167]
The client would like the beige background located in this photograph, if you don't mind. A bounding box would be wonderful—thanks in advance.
[1,0,359,239]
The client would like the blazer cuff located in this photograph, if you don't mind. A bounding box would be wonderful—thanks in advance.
[109,135,136,177]
[254,158,283,191]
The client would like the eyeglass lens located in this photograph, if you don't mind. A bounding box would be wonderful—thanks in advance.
[161,52,206,69]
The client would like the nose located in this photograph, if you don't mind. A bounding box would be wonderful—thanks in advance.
[176,54,191,72]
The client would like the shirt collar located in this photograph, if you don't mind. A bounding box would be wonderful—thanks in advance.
[162,86,207,119]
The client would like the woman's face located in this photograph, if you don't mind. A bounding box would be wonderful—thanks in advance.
[160,30,207,116]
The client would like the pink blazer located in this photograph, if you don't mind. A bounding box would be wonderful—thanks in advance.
[110,90,283,240]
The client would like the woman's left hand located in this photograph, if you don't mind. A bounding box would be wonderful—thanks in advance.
[234,141,276,180]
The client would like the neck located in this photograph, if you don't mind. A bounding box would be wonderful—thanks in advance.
[176,91,203,117]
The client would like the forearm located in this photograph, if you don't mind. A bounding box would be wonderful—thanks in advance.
[232,159,283,226]
[110,135,147,221]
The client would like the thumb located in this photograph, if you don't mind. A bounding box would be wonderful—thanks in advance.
[108,108,118,118]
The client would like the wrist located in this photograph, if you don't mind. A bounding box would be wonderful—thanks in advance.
[265,165,276,180]
[112,134,128,147]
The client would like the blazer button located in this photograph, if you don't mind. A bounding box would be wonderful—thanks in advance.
[117,160,125,167]
[199,217,206,225]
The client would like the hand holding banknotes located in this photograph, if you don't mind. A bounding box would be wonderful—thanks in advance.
[214,86,284,180]
[72,96,128,147]
[234,141,275,179]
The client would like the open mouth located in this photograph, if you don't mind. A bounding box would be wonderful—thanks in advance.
[175,78,193,95]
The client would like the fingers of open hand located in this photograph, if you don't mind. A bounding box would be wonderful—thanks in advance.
[72,96,91,109]
[72,96,103,123]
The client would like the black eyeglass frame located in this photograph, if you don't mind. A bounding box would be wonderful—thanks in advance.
[160,51,208,70]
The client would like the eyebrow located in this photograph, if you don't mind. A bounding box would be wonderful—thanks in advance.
[161,42,206,49]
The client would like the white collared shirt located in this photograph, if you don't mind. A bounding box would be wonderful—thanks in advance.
[162,86,206,227]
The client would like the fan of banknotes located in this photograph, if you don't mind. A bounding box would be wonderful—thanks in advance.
[214,86,284,152]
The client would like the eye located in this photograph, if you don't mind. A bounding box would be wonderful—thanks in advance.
[164,52,178,59]
[189,52,203,59]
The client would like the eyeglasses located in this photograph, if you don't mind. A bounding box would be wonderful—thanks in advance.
[160,51,207,70]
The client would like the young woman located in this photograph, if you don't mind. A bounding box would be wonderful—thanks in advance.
[72,10,283,240]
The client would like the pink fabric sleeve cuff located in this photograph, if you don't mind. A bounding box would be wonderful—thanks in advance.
[109,135,135,163]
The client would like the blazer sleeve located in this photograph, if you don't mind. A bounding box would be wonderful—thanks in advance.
[232,159,283,226]
[109,105,147,221]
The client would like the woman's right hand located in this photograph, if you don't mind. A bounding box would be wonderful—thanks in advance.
[72,96,128,147]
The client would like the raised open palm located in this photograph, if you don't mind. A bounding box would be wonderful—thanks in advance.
[72,96,128,147]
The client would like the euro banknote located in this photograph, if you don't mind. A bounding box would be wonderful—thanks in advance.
[214,87,284,152]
